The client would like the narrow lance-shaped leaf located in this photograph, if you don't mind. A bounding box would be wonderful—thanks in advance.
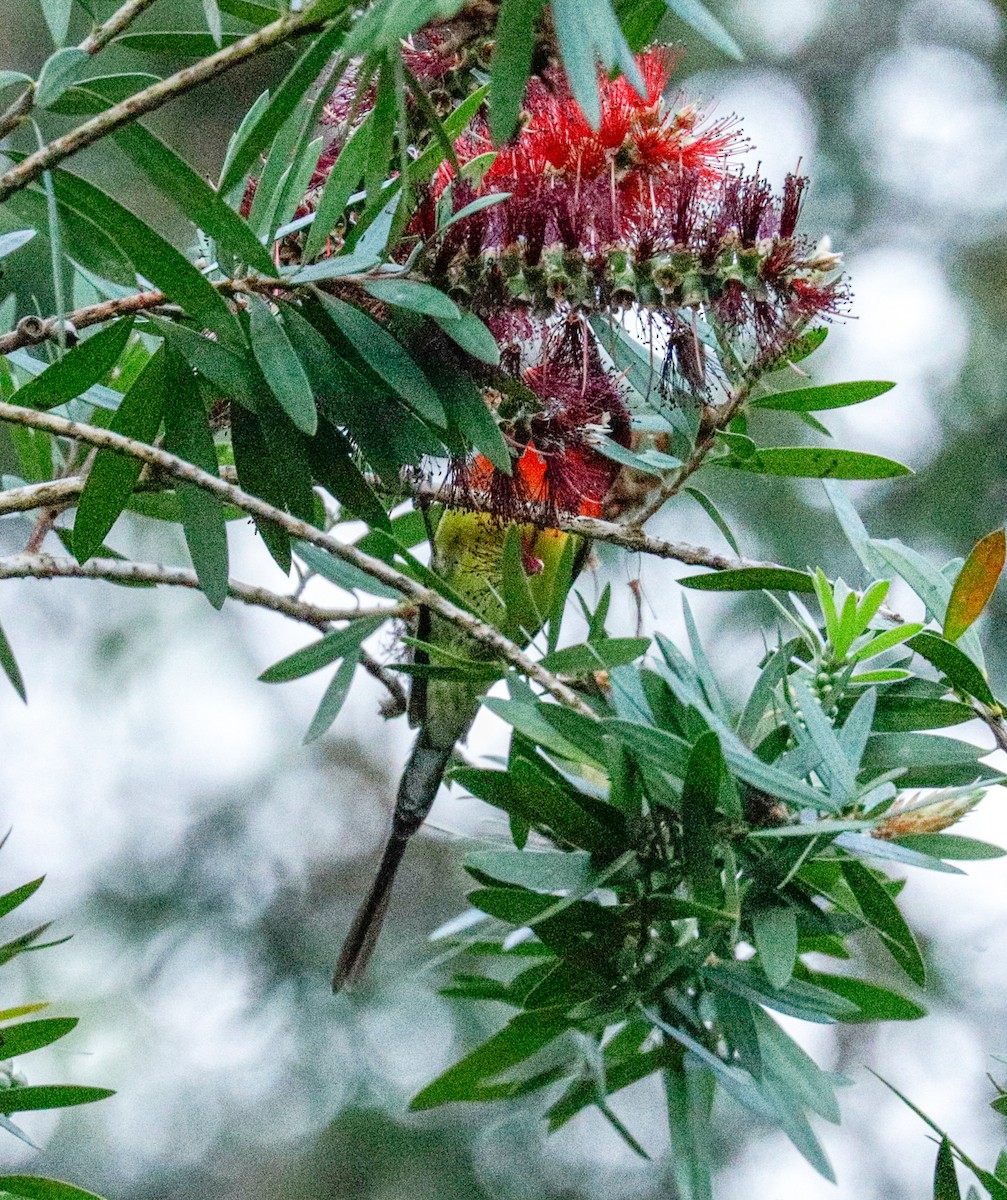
[944,528,1006,643]
[713,447,912,480]
[74,348,167,564]
[161,354,230,610]
[0,616,27,702]
[13,319,135,412]
[489,0,547,143]
[111,122,276,276]
[934,1136,963,1200]
[752,380,894,412]
[219,20,347,196]
[246,296,318,436]
[661,0,743,60]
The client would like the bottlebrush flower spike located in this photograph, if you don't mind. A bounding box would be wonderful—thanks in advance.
[412,50,847,371]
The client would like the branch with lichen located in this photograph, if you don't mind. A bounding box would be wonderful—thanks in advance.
[0,399,597,719]
[0,0,348,203]
[0,0,164,143]
[0,551,401,629]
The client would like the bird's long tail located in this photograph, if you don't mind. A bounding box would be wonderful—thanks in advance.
[331,731,455,991]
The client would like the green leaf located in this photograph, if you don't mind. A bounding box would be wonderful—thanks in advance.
[230,402,291,572]
[681,731,724,911]
[219,22,347,197]
[752,380,895,412]
[0,71,33,92]
[907,632,997,708]
[798,970,925,1022]
[203,0,223,46]
[295,541,401,600]
[161,355,229,609]
[0,229,35,259]
[822,479,891,580]
[499,524,542,639]
[679,567,814,593]
[35,2,75,50]
[661,0,743,60]
[935,1137,963,1200]
[893,834,1005,861]
[0,1018,77,1058]
[307,420,391,530]
[539,638,650,676]
[713,447,911,480]
[303,653,359,743]
[752,1008,840,1124]
[465,849,594,892]
[0,1178,108,1200]
[34,162,243,346]
[861,731,995,790]
[110,122,274,275]
[426,360,510,470]
[0,1086,115,1115]
[315,294,445,425]
[454,762,617,853]
[246,296,318,435]
[871,695,976,732]
[489,0,547,143]
[410,1013,569,1109]
[12,319,135,413]
[705,961,859,1023]
[682,486,740,555]
[552,0,643,130]
[218,0,280,20]
[259,616,386,683]
[840,859,926,985]
[0,877,44,920]
[34,48,89,109]
[73,348,166,564]
[432,308,502,366]
[944,528,1006,643]
[0,618,26,702]
[752,905,799,990]
[362,278,460,319]
[301,112,372,262]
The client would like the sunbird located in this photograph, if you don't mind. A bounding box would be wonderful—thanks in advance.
[332,322,630,990]
[332,482,576,991]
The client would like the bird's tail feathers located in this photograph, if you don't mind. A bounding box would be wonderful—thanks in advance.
[331,733,455,992]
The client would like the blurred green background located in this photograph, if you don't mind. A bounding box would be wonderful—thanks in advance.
[2,1,1007,1196]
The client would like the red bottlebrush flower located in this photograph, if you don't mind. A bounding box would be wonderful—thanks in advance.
[427,48,742,253]
[451,316,631,522]
[407,48,847,371]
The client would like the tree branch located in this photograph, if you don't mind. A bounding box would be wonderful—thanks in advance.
[0,551,400,629]
[0,471,769,578]
[0,400,597,718]
[0,1,344,203]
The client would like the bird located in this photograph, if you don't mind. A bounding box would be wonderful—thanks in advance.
[331,493,577,991]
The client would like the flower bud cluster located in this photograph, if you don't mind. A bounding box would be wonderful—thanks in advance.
[872,787,984,839]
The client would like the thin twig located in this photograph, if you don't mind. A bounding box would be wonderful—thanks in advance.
[0,1,344,204]
[624,378,756,529]
[80,0,163,56]
[0,400,597,718]
[0,0,165,143]
[0,551,400,629]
